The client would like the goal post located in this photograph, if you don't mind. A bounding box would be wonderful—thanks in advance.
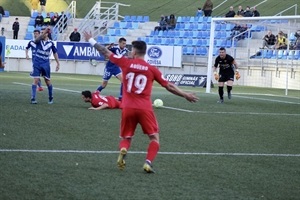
[205,15,300,94]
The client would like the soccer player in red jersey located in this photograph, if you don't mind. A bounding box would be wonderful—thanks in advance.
[81,90,120,110]
[84,31,198,173]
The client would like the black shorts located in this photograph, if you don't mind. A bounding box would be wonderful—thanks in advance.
[40,0,46,6]
[219,72,234,82]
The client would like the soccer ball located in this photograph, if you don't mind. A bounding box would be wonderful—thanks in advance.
[153,99,163,107]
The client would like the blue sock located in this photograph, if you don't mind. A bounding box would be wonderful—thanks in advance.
[31,84,37,99]
[119,83,123,99]
[48,84,53,99]
[37,79,42,87]
[97,85,104,91]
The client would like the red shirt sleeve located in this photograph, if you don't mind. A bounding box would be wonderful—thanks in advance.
[109,54,130,69]
[152,67,169,88]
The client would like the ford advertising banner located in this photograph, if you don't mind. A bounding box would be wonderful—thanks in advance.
[145,45,182,68]
[165,74,214,87]
[56,42,105,61]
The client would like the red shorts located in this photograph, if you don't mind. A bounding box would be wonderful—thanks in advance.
[120,108,159,138]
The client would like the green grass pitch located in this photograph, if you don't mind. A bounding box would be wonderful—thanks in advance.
[0,72,300,199]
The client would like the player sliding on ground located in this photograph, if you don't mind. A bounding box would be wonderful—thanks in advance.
[81,90,120,110]
[84,31,199,173]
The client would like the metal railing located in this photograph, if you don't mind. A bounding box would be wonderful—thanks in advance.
[76,1,130,40]
[275,4,298,16]
[52,1,76,41]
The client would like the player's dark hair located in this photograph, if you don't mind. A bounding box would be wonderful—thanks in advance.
[119,37,126,42]
[81,90,92,98]
[34,30,40,33]
[219,47,226,51]
[132,41,147,55]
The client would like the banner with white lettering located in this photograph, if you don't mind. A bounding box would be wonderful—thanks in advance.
[56,42,105,61]
[5,39,55,59]
[145,45,182,68]
[165,74,214,87]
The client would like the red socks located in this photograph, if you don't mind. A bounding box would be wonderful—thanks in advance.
[119,139,131,150]
[146,141,160,163]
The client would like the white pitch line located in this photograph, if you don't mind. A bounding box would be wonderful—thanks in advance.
[13,82,300,115]
[13,82,81,93]
[234,94,300,105]
[0,149,299,157]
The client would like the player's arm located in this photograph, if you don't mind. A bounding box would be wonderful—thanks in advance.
[25,48,30,60]
[83,31,112,58]
[88,103,109,110]
[232,59,241,80]
[53,53,60,72]
[165,83,198,103]
[25,42,31,59]
[232,60,238,71]
[213,59,219,80]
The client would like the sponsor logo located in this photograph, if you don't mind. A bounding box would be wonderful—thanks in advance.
[147,46,162,59]
[63,45,73,56]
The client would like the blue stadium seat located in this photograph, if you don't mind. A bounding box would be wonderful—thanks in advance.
[207,17,212,23]
[28,18,35,26]
[107,29,116,36]
[24,32,33,40]
[113,22,120,28]
[189,17,195,23]
[282,50,288,59]
[213,48,219,56]
[143,16,149,22]
[120,22,127,29]
[136,16,143,22]
[192,31,198,38]
[196,39,202,47]
[187,47,195,55]
[97,36,103,43]
[177,16,183,23]
[27,26,35,32]
[126,22,133,29]
[202,31,209,39]
[197,17,203,23]
[103,36,110,44]
[182,46,188,55]
[131,22,139,29]
[167,30,175,37]
[215,24,221,31]
[4,10,10,17]
[220,31,226,39]
[161,38,170,45]
[226,40,231,48]
[186,39,193,46]
[199,47,207,56]
[174,38,183,46]
[32,12,38,18]
[215,31,221,39]
[197,31,202,38]
[226,23,234,31]
[169,38,175,45]
[294,50,300,60]
[220,23,226,31]
[192,39,198,46]
[178,31,185,38]
[115,29,121,36]
[124,15,130,21]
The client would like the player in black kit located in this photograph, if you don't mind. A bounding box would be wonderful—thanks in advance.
[213,47,240,103]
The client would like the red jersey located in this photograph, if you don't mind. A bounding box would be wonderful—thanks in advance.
[109,54,169,110]
[91,91,120,109]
